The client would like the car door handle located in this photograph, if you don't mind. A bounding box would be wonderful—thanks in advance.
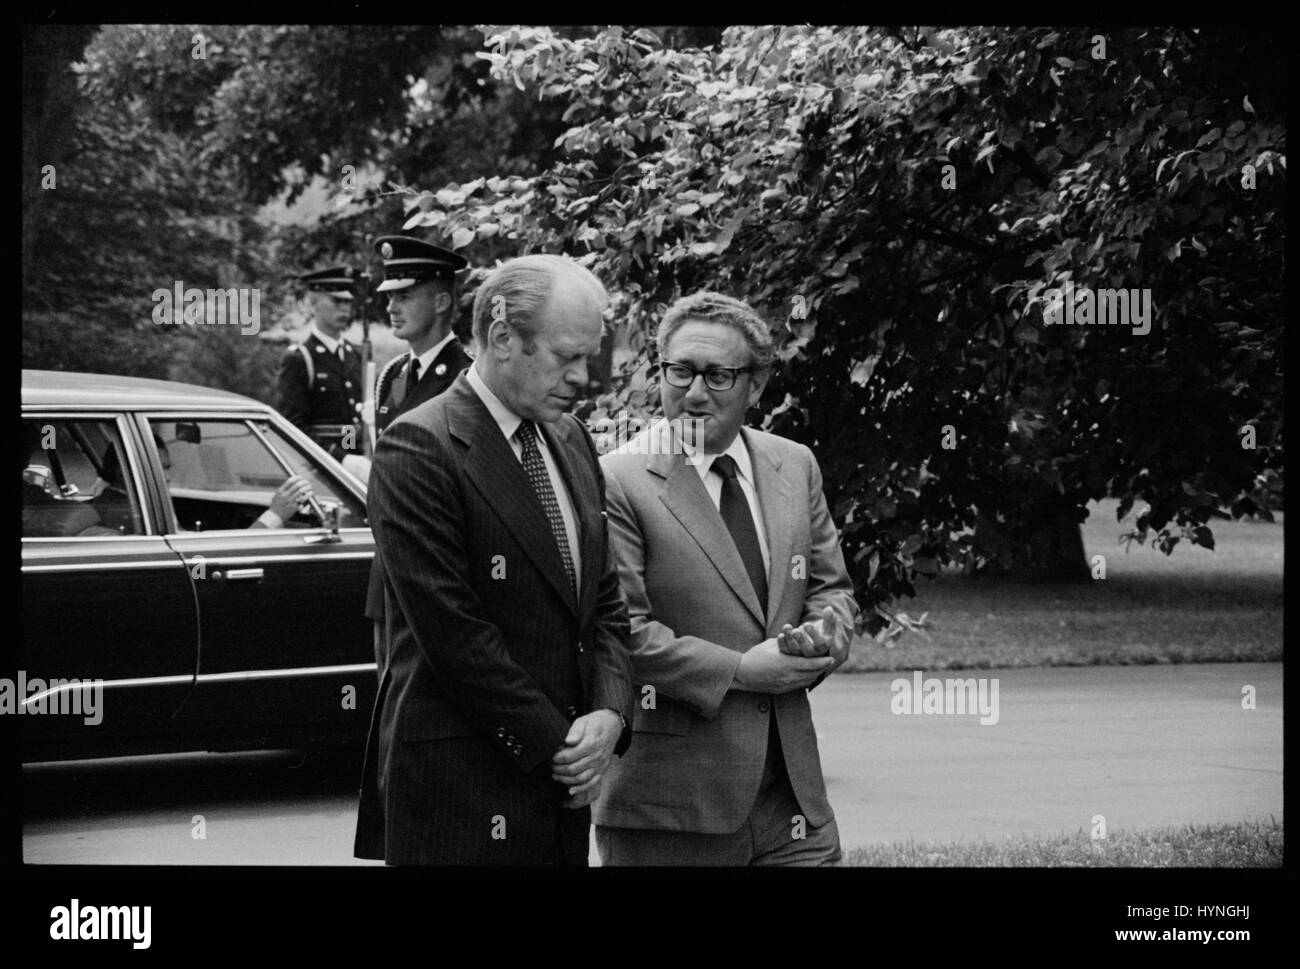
[210,568,264,581]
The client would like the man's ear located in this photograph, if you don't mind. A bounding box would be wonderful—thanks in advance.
[486,317,513,359]
[435,289,453,313]
[748,368,770,407]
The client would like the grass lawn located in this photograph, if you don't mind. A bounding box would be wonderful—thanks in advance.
[840,499,1283,672]
[842,818,1282,867]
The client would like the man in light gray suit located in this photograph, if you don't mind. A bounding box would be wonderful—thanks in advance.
[594,291,859,865]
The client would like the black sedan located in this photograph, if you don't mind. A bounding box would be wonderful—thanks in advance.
[19,369,377,761]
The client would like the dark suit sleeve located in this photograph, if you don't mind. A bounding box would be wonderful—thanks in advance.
[369,417,572,774]
[799,444,860,688]
[275,347,310,428]
[576,418,635,755]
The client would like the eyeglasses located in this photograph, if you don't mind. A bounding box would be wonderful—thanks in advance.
[660,361,753,392]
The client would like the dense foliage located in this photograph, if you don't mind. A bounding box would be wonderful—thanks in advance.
[398,26,1284,632]
[24,25,1283,631]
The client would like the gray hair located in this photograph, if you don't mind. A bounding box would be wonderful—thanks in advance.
[656,291,775,375]
[471,254,608,352]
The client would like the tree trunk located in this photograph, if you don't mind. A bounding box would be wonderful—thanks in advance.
[975,494,1090,581]
[23,25,98,282]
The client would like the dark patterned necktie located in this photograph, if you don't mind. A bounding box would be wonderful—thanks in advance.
[515,420,577,599]
[712,454,767,609]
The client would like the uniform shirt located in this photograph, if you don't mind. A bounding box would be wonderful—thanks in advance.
[310,324,344,357]
[408,330,458,381]
[466,363,582,589]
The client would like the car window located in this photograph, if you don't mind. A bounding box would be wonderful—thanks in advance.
[147,418,365,531]
[255,421,367,528]
[22,418,144,537]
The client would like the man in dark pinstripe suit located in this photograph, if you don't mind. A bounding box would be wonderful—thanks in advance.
[354,254,634,865]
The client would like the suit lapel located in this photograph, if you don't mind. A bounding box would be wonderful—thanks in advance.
[744,427,794,631]
[650,422,765,627]
[447,376,578,614]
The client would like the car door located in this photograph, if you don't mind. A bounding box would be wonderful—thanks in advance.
[142,412,376,746]
[20,413,199,760]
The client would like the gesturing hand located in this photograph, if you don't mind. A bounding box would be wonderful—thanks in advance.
[776,606,842,658]
[269,475,314,522]
[551,709,623,807]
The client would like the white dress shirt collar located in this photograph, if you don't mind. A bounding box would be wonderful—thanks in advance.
[413,331,457,377]
[310,325,340,354]
[466,362,523,443]
[692,430,755,486]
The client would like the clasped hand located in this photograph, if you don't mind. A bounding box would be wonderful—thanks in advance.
[551,708,622,808]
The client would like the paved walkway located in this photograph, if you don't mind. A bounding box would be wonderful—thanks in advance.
[808,662,1282,849]
[24,663,1281,864]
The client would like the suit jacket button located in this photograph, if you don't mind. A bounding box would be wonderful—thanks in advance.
[758,701,770,713]
[496,727,506,738]
[565,706,577,719]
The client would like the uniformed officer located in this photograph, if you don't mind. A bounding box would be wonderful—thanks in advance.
[275,266,364,459]
[367,235,472,669]
[371,235,472,436]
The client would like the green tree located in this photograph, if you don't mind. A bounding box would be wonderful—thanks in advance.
[400,25,1284,633]
[24,24,573,397]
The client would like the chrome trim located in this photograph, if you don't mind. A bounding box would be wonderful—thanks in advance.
[19,679,105,707]
[95,673,196,689]
[118,415,156,534]
[194,663,376,683]
[22,560,187,573]
[36,663,377,693]
[161,527,372,538]
[25,404,271,414]
[22,534,167,543]
[169,552,374,565]
[24,552,373,572]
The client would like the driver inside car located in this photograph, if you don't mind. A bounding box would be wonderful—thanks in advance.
[148,435,319,531]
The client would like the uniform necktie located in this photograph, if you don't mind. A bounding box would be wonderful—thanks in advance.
[405,356,421,398]
[515,420,576,599]
[712,453,767,610]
